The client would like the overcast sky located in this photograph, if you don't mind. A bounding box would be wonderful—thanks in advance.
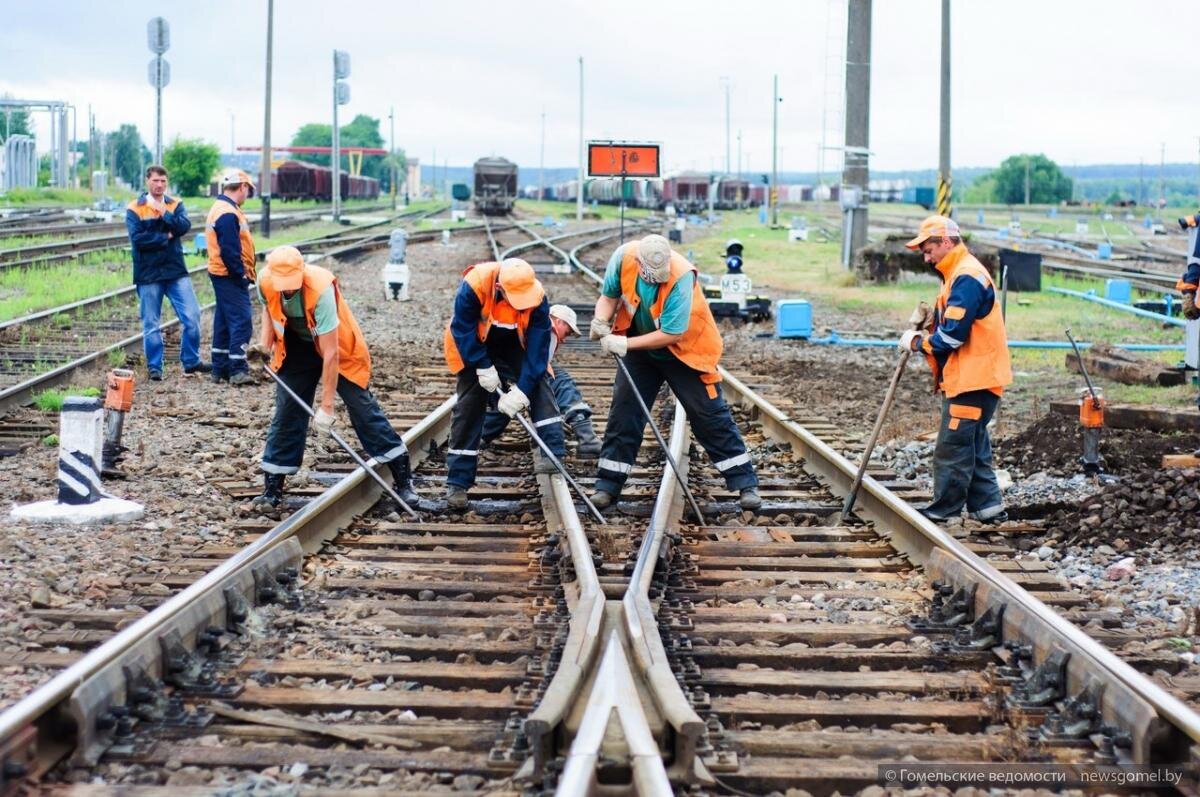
[2,1,1195,176]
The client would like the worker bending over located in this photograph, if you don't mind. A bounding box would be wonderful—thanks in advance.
[900,215,1011,524]
[590,234,761,511]
[250,246,418,511]
[480,304,602,457]
[444,259,566,509]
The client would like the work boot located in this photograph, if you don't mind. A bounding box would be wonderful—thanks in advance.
[590,489,617,510]
[533,451,558,475]
[250,473,285,511]
[738,487,762,511]
[387,455,420,507]
[446,485,469,510]
[568,413,602,459]
[211,371,230,384]
[184,361,213,375]
[229,371,255,386]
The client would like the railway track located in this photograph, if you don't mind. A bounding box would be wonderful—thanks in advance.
[0,207,451,414]
[2,225,1198,794]
[0,203,396,272]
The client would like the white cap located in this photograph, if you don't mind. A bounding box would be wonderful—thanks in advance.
[549,304,581,336]
[218,168,256,197]
[635,234,672,283]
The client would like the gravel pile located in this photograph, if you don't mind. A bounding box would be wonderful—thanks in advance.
[1049,468,1200,547]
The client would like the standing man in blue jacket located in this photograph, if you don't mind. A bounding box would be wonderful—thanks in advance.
[125,165,209,381]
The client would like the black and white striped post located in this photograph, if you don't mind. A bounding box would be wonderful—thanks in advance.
[10,396,143,524]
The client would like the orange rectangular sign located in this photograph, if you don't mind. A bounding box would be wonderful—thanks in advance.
[587,142,661,178]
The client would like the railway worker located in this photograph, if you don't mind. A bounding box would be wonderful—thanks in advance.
[900,215,1012,525]
[443,258,566,510]
[1177,213,1200,421]
[205,169,257,386]
[126,165,208,381]
[589,234,762,511]
[249,246,418,511]
[479,304,603,458]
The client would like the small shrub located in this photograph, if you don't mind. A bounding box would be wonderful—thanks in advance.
[107,349,127,368]
[41,434,58,446]
[32,386,101,412]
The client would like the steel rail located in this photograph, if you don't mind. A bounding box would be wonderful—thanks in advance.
[717,366,1200,765]
[522,472,605,778]
[620,402,707,783]
[0,393,456,774]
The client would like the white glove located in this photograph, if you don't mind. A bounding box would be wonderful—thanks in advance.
[314,407,336,434]
[476,366,500,393]
[589,316,613,341]
[898,330,923,352]
[600,334,628,357]
[496,386,529,418]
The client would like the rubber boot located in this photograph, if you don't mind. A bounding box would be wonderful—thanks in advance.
[446,485,469,510]
[533,450,559,474]
[568,413,602,459]
[738,487,762,511]
[590,489,617,510]
[250,473,285,511]
[387,454,420,508]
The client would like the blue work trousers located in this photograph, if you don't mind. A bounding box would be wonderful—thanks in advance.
[261,329,407,475]
[595,350,757,496]
[209,274,252,377]
[446,351,565,489]
[923,389,1005,521]
[137,276,202,371]
[481,366,591,443]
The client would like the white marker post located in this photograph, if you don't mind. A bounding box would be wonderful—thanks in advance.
[10,397,143,524]
[381,228,410,301]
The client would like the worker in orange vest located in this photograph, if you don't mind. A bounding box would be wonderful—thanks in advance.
[204,169,257,385]
[249,246,418,512]
[901,215,1012,524]
[443,259,565,509]
[589,234,761,511]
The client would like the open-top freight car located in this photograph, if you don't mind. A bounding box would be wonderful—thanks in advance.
[473,157,518,215]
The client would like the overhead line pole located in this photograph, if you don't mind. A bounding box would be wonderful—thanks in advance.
[577,57,584,222]
[842,0,872,265]
[936,0,952,218]
[259,0,274,237]
[771,74,779,227]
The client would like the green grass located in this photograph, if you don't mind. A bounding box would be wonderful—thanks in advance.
[0,233,69,252]
[32,386,101,412]
[1,187,117,206]
[517,198,651,222]
[694,208,1196,407]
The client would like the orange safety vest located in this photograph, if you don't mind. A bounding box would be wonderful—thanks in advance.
[613,246,724,376]
[205,198,257,281]
[922,244,1013,398]
[259,263,371,388]
[443,261,536,373]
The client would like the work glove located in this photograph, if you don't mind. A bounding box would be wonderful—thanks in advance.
[245,342,272,364]
[496,386,529,418]
[476,366,500,393]
[898,330,923,352]
[600,334,628,357]
[1184,292,1200,321]
[314,407,337,434]
[909,301,933,331]
[589,316,613,341]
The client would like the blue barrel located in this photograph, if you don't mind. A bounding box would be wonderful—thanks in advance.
[776,300,813,339]
[1097,242,1113,260]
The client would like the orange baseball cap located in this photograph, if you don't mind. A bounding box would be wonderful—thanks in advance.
[498,258,545,310]
[905,215,961,249]
[266,246,305,292]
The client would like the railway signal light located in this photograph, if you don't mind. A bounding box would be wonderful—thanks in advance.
[334,50,351,80]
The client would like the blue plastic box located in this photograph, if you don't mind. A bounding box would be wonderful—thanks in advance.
[776,299,813,339]
[1105,279,1131,304]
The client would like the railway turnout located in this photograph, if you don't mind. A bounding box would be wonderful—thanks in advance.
[0,213,1198,795]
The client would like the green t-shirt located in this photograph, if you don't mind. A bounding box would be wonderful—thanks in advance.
[257,283,339,341]
[601,245,694,362]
